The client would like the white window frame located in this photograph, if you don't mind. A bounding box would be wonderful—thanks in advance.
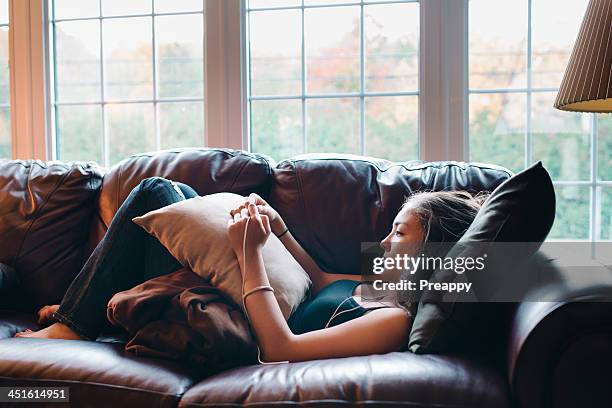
[244,0,424,158]
[8,0,51,160]
[204,0,247,150]
[418,0,468,161]
[241,0,468,161]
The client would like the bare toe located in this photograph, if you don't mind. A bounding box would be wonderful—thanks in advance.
[14,329,32,337]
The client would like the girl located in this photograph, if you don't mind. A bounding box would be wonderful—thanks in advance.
[15,177,485,363]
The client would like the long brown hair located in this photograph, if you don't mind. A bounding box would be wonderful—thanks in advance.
[402,190,490,253]
[388,190,490,319]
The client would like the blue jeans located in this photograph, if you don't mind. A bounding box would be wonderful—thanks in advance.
[53,177,198,341]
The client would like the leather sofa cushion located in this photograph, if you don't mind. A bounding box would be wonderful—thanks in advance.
[179,351,510,408]
[270,155,512,275]
[0,160,104,311]
[0,338,199,408]
[91,148,275,250]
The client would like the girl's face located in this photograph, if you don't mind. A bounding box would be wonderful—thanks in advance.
[379,206,425,259]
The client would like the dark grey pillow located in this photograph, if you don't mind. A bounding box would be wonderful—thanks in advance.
[408,161,556,354]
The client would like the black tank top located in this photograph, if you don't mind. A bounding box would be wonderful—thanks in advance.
[287,279,392,335]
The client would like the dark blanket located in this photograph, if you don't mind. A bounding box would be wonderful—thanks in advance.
[106,267,258,374]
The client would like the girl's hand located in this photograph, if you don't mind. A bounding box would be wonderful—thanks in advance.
[227,198,271,259]
[230,193,285,236]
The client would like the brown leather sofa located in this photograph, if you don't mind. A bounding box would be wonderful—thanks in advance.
[1,148,611,408]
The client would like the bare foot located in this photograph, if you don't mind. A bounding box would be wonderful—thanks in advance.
[14,322,85,340]
[37,304,60,326]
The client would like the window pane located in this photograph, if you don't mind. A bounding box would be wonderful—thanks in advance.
[159,102,204,149]
[107,103,155,165]
[531,92,591,181]
[102,0,151,16]
[0,0,8,24]
[56,105,102,163]
[53,0,99,20]
[249,0,300,8]
[155,0,203,13]
[251,99,302,161]
[0,107,9,158]
[0,25,8,105]
[307,98,359,154]
[304,0,356,5]
[600,188,612,241]
[469,93,525,173]
[469,0,527,89]
[549,185,590,240]
[247,1,420,160]
[531,0,588,89]
[597,114,612,181]
[55,21,101,102]
[249,10,301,96]
[156,15,204,98]
[365,3,419,92]
[365,96,418,161]
[305,6,360,93]
[103,18,153,100]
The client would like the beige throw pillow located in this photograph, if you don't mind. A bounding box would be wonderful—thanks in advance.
[132,192,311,320]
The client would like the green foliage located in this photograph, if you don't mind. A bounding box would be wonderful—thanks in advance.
[469,107,524,173]
[57,106,102,163]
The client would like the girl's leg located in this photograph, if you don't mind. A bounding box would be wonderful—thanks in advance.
[19,177,198,341]
[140,181,199,280]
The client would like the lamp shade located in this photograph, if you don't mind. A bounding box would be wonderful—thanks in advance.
[555,0,612,112]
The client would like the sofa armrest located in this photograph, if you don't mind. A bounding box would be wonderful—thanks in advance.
[507,254,612,408]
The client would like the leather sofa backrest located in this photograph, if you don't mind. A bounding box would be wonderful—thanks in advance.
[0,159,104,311]
[0,149,513,312]
[89,148,275,252]
[269,154,513,275]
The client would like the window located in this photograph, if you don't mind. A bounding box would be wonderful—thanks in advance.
[468,0,611,241]
[245,0,419,162]
[0,0,9,158]
[4,1,607,240]
[49,0,205,167]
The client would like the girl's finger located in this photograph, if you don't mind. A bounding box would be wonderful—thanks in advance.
[247,201,261,219]
[233,203,246,214]
[240,207,249,219]
[250,192,265,205]
[256,205,270,217]
[261,214,271,233]
[248,203,266,234]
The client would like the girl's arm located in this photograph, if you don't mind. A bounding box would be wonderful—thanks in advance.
[240,246,411,363]
[228,201,411,363]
